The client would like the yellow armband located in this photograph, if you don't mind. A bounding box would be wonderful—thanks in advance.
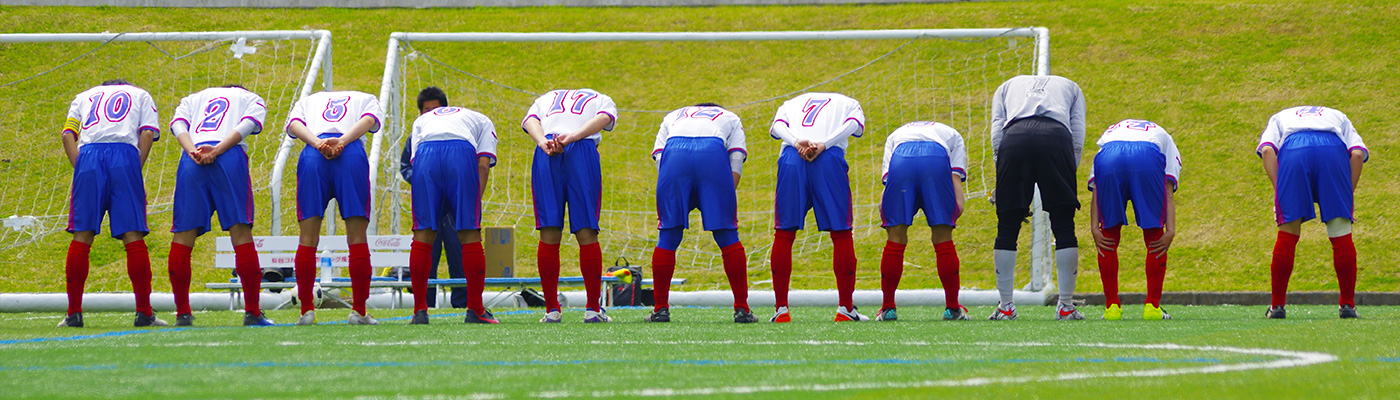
[62,118,80,137]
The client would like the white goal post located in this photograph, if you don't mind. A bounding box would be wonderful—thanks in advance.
[374,28,1057,297]
[0,30,331,251]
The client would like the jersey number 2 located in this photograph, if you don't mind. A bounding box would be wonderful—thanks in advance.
[198,97,231,133]
[83,91,133,129]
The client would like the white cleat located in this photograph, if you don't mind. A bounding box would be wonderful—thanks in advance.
[988,302,1018,320]
[583,309,612,323]
[539,310,562,323]
[770,306,791,323]
[296,311,316,326]
[1056,304,1086,321]
[348,312,379,325]
[834,306,869,322]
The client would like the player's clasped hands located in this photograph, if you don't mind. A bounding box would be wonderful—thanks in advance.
[190,145,218,165]
[317,137,344,159]
[794,139,827,162]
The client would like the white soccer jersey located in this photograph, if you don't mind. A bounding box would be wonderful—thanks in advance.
[171,87,266,148]
[1257,106,1368,161]
[410,106,499,166]
[1088,119,1183,191]
[990,75,1087,162]
[286,91,383,142]
[652,105,747,160]
[881,121,967,182]
[64,84,161,147]
[769,92,865,150]
[520,89,617,142]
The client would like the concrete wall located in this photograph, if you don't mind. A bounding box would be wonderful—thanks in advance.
[0,0,969,8]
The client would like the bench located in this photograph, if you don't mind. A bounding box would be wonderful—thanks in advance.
[204,235,688,310]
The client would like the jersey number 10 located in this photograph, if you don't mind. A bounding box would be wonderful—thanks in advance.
[83,91,133,129]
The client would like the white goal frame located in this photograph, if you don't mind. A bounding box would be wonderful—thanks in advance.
[376,28,1057,293]
[0,30,333,238]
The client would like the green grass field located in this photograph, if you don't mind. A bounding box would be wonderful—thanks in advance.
[2,306,1398,399]
[2,1,1399,295]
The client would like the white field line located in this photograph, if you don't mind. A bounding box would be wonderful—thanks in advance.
[530,341,1337,398]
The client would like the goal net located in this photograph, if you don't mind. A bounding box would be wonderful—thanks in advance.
[0,31,331,293]
[375,29,1055,297]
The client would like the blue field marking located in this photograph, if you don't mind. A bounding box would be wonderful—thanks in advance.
[0,356,1253,373]
[0,328,193,346]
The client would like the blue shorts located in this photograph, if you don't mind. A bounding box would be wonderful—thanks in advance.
[1276,131,1353,225]
[881,142,959,228]
[412,140,482,232]
[532,136,601,233]
[171,142,254,236]
[296,133,370,221]
[656,137,738,231]
[1092,141,1167,230]
[66,143,149,238]
[774,146,852,232]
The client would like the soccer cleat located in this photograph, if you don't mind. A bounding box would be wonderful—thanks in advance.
[57,313,83,328]
[645,308,671,323]
[296,311,317,326]
[1103,303,1123,321]
[243,312,275,326]
[539,309,562,323]
[834,306,869,322]
[1143,304,1171,320]
[943,306,972,321]
[1055,304,1085,320]
[874,308,898,322]
[733,308,758,323]
[770,306,791,323]
[1266,305,1286,319]
[134,312,168,327]
[409,310,430,325]
[1340,305,1359,319]
[465,310,500,324]
[583,308,612,323]
[175,313,195,327]
[348,312,379,325]
[988,303,1017,321]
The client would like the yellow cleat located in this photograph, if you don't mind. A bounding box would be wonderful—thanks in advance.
[1143,303,1172,320]
[1103,303,1122,321]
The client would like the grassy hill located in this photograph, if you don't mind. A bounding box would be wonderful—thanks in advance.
[0,0,1397,296]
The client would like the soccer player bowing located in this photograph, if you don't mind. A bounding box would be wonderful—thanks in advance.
[58,79,163,328]
[988,75,1087,321]
[405,87,500,324]
[522,88,617,323]
[168,85,270,326]
[768,92,867,322]
[647,103,755,323]
[1088,120,1181,321]
[875,121,970,322]
[286,90,383,325]
[1257,106,1367,319]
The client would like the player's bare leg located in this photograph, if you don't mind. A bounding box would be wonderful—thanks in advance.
[1268,220,1302,319]
[294,216,324,324]
[877,225,908,321]
[59,231,97,327]
[459,229,498,324]
[574,228,609,322]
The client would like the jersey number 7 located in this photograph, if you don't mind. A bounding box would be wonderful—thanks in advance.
[800,98,830,127]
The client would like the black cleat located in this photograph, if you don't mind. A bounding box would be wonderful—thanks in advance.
[1340,305,1359,319]
[409,310,430,325]
[57,312,83,328]
[464,309,500,324]
[733,308,758,323]
[1265,306,1286,319]
[243,312,275,326]
[134,312,169,327]
[175,313,195,327]
[645,308,671,323]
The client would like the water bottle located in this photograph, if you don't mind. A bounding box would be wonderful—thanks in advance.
[319,250,334,283]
